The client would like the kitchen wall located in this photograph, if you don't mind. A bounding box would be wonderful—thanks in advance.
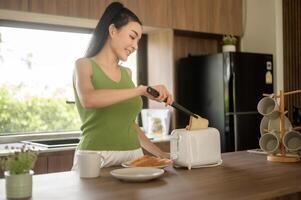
[240,0,283,92]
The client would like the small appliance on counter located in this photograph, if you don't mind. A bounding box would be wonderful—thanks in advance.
[146,86,222,169]
[170,127,222,170]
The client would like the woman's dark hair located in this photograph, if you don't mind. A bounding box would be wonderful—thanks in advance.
[85,2,142,58]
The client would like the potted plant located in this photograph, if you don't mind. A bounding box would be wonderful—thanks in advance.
[222,35,237,52]
[0,145,39,199]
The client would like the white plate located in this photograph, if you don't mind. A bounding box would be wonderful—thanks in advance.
[121,161,170,169]
[260,116,270,135]
[268,116,292,133]
[260,116,293,135]
[110,167,164,182]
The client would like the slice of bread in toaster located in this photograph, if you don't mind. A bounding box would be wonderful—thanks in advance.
[186,115,209,131]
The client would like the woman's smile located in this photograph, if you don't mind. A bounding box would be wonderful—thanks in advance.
[125,49,131,56]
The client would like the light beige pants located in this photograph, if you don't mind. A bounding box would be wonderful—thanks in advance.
[71,148,143,170]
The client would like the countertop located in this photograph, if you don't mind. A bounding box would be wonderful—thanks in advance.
[1,151,301,200]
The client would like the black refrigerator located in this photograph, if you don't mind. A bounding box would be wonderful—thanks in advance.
[176,52,274,152]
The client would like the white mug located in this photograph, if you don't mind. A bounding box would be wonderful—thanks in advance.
[77,151,105,178]
[257,97,279,119]
[259,131,280,154]
[283,130,301,153]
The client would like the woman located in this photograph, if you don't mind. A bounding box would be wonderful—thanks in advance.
[72,2,173,168]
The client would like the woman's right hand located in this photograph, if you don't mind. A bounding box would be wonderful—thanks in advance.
[139,85,173,106]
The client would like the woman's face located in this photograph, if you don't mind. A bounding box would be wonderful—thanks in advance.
[109,21,142,61]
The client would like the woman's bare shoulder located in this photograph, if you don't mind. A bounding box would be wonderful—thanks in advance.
[75,57,91,68]
[74,58,93,76]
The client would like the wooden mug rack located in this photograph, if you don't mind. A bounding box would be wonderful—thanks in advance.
[262,90,301,163]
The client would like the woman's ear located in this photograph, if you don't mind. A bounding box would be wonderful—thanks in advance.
[108,24,117,38]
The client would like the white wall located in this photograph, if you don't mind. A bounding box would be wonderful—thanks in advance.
[241,0,283,92]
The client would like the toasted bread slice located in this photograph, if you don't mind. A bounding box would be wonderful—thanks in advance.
[127,155,172,167]
[186,115,209,131]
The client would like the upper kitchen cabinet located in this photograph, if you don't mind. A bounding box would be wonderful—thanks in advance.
[26,0,172,28]
[120,0,172,28]
[0,0,242,35]
[172,0,242,36]
[28,0,92,18]
[0,0,28,11]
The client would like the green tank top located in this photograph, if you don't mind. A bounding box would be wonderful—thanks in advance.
[74,59,142,151]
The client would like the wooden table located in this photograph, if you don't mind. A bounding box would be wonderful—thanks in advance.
[1,151,301,200]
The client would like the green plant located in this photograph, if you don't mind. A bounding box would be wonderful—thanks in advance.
[0,86,80,134]
[223,35,237,45]
[0,146,39,175]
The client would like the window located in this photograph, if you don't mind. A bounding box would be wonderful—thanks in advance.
[0,22,137,135]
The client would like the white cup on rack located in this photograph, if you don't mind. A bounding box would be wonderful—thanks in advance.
[77,151,105,178]
[257,97,279,119]
[283,130,301,153]
[259,131,280,154]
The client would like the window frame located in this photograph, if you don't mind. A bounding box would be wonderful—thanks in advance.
[0,10,97,143]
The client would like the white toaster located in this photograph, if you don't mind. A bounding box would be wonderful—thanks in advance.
[170,127,222,170]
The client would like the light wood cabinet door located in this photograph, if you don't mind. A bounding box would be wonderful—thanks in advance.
[120,0,172,28]
[34,155,48,174]
[28,0,91,18]
[207,0,242,35]
[27,0,172,27]
[1,0,242,35]
[172,0,242,35]
[31,150,75,174]
[0,0,28,11]
[47,150,74,173]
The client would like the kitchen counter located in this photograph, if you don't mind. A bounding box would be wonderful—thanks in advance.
[0,134,171,156]
[1,151,300,200]
[0,136,171,176]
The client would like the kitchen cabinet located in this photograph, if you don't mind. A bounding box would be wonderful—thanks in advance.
[32,150,75,174]
[173,31,221,65]
[28,0,94,19]
[0,0,242,35]
[171,0,242,35]
[33,150,74,174]
[34,155,48,174]
[27,0,172,28]
[122,0,172,29]
[44,150,75,173]
[0,150,75,178]
[0,0,28,11]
